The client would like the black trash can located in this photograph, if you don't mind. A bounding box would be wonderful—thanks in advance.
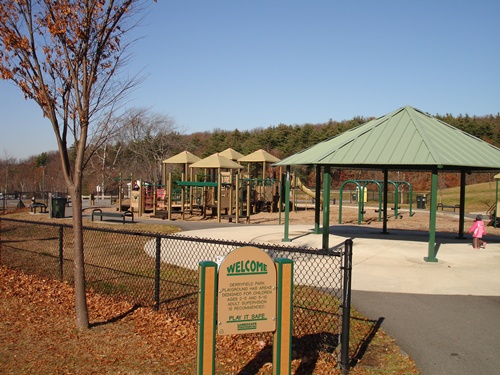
[51,197,67,218]
[416,195,427,209]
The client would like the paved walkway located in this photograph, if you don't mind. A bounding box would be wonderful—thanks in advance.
[176,223,500,375]
[175,223,500,296]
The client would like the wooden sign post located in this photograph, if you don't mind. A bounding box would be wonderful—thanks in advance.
[197,261,217,375]
[273,258,293,375]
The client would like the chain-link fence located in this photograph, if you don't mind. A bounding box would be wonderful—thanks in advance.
[0,217,353,372]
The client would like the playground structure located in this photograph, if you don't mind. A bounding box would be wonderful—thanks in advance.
[120,149,284,223]
[114,163,419,226]
[294,175,323,207]
[111,150,422,227]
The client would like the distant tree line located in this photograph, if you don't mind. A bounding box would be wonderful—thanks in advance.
[1,111,499,195]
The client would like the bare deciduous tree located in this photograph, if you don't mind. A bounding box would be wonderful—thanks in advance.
[0,0,153,329]
[118,107,182,183]
[0,151,17,194]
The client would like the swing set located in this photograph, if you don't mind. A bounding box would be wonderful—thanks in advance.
[339,179,414,224]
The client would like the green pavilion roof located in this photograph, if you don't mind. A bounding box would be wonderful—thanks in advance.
[275,106,500,171]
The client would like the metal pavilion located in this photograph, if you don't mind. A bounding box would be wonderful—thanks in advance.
[274,105,500,262]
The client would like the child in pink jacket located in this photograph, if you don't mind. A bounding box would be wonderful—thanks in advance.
[469,214,487,249]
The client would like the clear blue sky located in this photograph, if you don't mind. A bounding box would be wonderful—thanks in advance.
[1,0,499,160]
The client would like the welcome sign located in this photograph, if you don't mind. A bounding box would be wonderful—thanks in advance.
[218,246,277,335]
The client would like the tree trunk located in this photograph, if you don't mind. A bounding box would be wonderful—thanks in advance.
[70,190,89,329]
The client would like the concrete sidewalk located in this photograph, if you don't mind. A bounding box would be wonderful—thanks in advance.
[178,224,500,296]
[176,223,500,375]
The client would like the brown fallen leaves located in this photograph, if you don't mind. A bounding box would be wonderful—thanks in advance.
[0,266,419,374]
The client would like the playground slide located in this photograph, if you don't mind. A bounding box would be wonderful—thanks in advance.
[296,178,323,202]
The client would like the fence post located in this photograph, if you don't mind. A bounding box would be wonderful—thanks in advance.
[154,236,161,311]
[58,226,64,281]
[322,166,331,250]
[340,239,353,374]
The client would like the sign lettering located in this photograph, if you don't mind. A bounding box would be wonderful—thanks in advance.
[217,246,276,335]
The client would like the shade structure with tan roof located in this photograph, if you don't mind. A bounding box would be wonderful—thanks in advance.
[235,149,282,221]
[163,150,201,165]
[188,153,243,223]
[238,149,281,163]
[190,153,244,170]
[238,149,281,179]
[162,151,201,184]
[219,148,245,161]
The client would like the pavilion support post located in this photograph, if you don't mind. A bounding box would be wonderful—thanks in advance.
[425,167,439,262]
[496,178,499,229]
[382,169,388,234]
[457,170,466,239]
[278,167,283,224]
[322,166,331,250]
[282,166,291,242]
[314,165,321,234]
